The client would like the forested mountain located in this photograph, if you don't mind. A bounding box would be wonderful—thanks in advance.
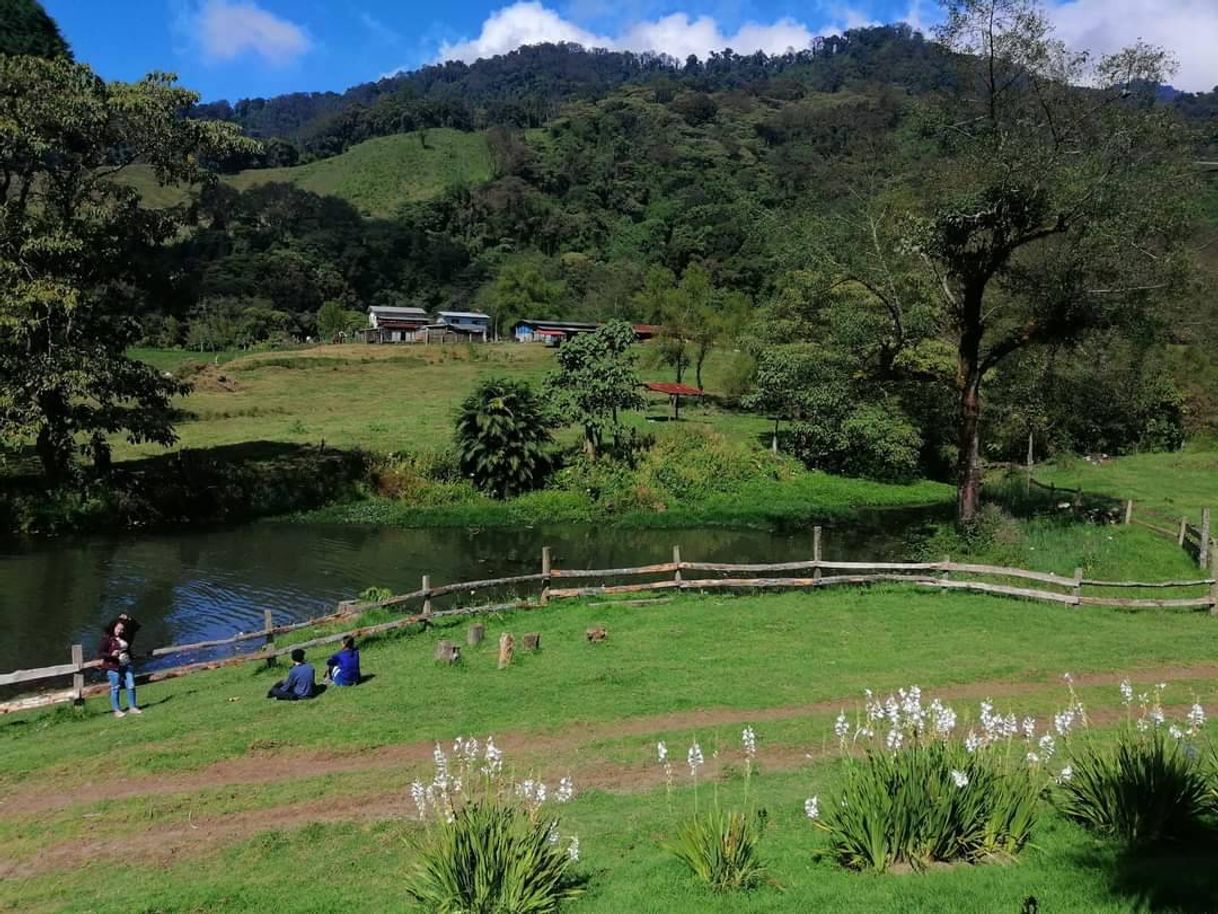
[0,0,70,59]
[4,1,1217,492]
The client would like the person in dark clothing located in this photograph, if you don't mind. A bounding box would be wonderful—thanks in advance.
[326,636,361,687]
[98,620,141,718]
[267,648,316,700]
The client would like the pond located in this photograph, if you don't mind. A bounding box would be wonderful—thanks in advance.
[0,508,948,675]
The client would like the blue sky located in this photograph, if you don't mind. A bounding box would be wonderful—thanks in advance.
[43,0,1218,103]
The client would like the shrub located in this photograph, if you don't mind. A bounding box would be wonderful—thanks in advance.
[456,378,555,499]
[408,800,582,914]
[1058,684,1211,846]
[808,686,1059,872]
[788,403,922,482]
[669,808,767,893]
[406,737,581,914]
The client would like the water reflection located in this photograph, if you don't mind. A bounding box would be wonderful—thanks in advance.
[1,507,946,674]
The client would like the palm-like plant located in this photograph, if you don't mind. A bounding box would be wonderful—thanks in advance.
[456,378,554,499]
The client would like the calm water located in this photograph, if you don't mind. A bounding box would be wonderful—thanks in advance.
[0,510,946,675]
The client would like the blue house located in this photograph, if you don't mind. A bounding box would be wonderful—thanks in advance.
[433,311,491,341]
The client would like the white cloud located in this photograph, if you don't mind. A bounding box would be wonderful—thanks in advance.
[439,2,610,62]
[429,0,1218,94]
[1045,0,1218,92]
[435,1,872,65]
[189,0,312,66]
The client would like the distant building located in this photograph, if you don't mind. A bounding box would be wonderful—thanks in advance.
[513,319,602,344]
[364,306,429,343]
[432,311,491,342]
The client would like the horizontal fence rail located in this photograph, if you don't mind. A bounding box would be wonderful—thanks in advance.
[4,524,1217,714]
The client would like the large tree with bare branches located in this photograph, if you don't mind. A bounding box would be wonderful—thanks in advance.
[818,0,1195,522]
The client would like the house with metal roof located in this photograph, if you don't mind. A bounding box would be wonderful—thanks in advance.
[364,306,429,343]
[432,311,491,342]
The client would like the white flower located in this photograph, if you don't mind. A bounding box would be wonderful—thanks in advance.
[1169,725,1185,740]
[1148,706,1165,728]
[410,780,428,817]
[1026,751,1040,765]
[1120,679,1134,705]
[1054,706,1078,735]
[688,741,704,775]
[833,712,850,741]
[929,699,957,738]
[657,741,668,763]
[804,796,820,820]
[556,776,574,803]
[1063,672,1074,685]
[885,728,904,751]
[1136,718,1150,732]
[567,835,580,862]
[482,737,503,775]
[742,726,757,759]
[1022,717,1037,740]
[950,769,969,789]
[547,820,560,844]
[964,730,982,754]
[1038,734,1056,762]
[1056,765,1073,784]
[1187,703,1206,734]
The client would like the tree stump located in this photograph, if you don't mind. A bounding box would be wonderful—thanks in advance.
[467,623,485,647]
[497,632,515,669]
[522,632,541,652]
[434,640,460,664]
[585,626,607,643]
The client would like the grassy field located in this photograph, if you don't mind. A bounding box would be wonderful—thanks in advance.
[3,523,1217,913]
[111,129,494,217]
[1030,443,1218,523]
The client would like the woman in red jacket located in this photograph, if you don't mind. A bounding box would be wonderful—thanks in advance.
[98,620,141,718]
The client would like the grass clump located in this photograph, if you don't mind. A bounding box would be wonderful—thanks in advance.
[405,737,581,914]
[669,808,768,893]
[1058,683,1213,847]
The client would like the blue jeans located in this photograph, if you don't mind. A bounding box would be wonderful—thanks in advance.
[107,667,136,712]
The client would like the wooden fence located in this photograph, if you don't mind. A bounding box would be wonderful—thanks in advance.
[4,530,1217,715]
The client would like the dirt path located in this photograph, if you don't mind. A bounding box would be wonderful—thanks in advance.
[2,661,1215,879]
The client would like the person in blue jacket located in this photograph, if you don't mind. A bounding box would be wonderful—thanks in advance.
[326,636,361,687]
[266,648,316,700]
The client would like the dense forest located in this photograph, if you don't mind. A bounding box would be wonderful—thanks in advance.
[2,0,1217,508]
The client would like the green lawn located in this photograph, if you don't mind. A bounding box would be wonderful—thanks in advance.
[110,129,494,217]
[3,571,1218,912]
[1032,444,1218,523]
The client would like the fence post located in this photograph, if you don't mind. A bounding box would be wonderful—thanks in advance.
[71,644,84,707]
[1025,432,1033,496]
[1200,509,1211,570]
[940,555,951,593]
[540,546,551,606]
[1073,567,1083,606]
[1210,550,1218,617]
[1179,516,1188,547]
[263,609,276,667]
[422,575,432,619]
[673,546,682,586]
[1124,500,1133,525]
[813,526,823,582]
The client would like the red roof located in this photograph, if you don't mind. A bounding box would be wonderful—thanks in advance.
[633,323,661,334]
[644,381,704,397]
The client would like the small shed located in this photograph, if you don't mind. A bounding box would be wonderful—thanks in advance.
[644,381,704,420]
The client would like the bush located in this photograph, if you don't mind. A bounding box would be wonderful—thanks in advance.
[820,740,1039,871]
[456,378,555,499]
[789,403,922,482]
[408,800,582,914]
[669,808,767,892]
[1058,691,1211,846]
[809,686,1052,872]
[406,737,581,914]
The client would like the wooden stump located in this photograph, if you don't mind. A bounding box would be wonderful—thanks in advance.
[467,623,485,646]
[434,640,460,664]
[585,626,607,643]
[497,633,515,669]
[522,632,541,652]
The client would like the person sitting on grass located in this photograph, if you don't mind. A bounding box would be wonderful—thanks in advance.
[326,636,361,687]
[266,648,316,701]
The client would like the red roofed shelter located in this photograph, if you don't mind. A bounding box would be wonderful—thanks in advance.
[644,381,704,420]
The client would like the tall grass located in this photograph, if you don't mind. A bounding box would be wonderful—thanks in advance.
[668,808,768,892]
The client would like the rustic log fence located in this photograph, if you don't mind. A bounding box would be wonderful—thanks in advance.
[5,526,1216,715]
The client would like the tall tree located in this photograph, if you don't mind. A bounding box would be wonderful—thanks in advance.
[544,320,644,457]
[0,0,71,59]
[0,57,256,482]
[896,0,1192,521]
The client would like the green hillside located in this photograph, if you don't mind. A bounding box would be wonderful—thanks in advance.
[226,129,493,216]
[112,129,494,216]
